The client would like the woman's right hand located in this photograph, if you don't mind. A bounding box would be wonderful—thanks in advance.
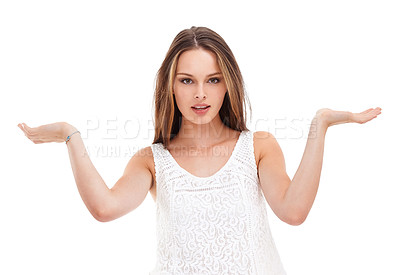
[17,122,77,144]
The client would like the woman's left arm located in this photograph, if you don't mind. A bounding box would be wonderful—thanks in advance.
[284,107,382,225]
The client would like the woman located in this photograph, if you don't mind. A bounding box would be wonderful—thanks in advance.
[17,26,382,274]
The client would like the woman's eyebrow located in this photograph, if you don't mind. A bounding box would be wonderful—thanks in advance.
[176,72,222,77]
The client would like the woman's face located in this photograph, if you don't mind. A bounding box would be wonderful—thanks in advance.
[173,48,227,126]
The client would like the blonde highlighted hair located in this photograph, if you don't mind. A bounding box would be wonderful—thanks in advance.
[152,26,252,147]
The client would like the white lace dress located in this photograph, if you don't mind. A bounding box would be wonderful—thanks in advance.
[149,130,287,275]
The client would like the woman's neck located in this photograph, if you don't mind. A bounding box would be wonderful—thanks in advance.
[173,117,238,148]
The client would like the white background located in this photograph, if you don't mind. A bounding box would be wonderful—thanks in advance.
[1,0,399,274]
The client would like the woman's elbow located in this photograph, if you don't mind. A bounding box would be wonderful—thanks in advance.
[288,216,305,226]
[286,212,307,226]
[92,207,112,223]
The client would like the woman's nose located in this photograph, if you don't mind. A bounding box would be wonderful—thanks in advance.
[194,84,207,99]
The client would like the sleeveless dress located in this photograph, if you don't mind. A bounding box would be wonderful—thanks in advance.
[149,130,287,275]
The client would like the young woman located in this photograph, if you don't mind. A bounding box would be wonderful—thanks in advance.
[18,26,381,274]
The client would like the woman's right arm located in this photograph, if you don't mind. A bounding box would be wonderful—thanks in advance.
[18,122,153,222]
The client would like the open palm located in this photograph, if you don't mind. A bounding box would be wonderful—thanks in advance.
[17,122,69,144]
[316,107,382,127]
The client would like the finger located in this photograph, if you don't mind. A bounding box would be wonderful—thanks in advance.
[19,123,28,132]
[371,107,382,113]
[22,123,34,134]
[360,112,380,123]
[358,108,374,115]
[359,107,381,116]
[19,124,36,138]
[18,124,29,136]
[367,109,381,117]
[22,123,38,136]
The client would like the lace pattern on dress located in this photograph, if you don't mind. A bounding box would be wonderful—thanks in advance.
[150,130,287,275]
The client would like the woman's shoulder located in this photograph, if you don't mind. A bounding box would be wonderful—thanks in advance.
[124,146,155,177]
[252,130,276,167]
[253,130,275,140]
[136,145,155,170]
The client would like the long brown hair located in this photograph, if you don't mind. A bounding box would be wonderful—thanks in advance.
[152,26,252,147]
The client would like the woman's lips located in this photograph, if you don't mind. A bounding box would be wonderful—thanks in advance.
[191,106,210,115]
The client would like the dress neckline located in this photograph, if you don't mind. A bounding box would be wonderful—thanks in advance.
[163,131,245,180]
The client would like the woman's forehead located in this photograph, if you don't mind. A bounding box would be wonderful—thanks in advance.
[176,49,220,75]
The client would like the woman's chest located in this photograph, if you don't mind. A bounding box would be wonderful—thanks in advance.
[149,134,262,202]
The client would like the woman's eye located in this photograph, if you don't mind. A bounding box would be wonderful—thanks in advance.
[181,79,192,84]
[209,78,220,84]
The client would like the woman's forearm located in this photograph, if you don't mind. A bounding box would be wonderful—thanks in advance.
[281,107,381,224]
[283,116,328,223]
[64,123,111,221]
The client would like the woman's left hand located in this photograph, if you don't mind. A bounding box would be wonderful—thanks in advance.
[315,107,382,128]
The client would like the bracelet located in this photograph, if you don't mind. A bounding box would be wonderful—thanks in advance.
[65,130,81,144]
